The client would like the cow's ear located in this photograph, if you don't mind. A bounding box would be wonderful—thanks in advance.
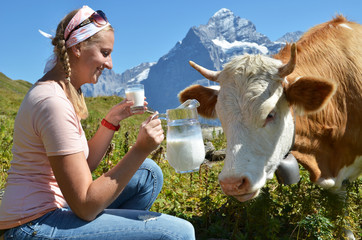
[284,76,337,114]
[178,84,219,119]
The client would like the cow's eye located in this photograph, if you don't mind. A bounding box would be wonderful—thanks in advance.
[264,110,276,126]
[267,111,275,119]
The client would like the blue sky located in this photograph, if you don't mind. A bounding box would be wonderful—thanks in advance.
[1,0,361,84]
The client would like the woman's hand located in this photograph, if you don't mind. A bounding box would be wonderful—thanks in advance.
[105,98,148,126]
[134,113,164,154]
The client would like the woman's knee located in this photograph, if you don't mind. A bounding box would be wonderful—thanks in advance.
[140,158,163,191]
[163,215,195,240]
[179,219,196,240]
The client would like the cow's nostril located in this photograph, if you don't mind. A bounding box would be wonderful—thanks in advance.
[237,177,250,191]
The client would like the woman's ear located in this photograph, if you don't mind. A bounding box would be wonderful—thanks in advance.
[71,44,81,58]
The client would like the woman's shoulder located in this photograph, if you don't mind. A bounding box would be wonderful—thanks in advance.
[26,82,79,129]
[19,81,74,117]
[27,81,68,104]
[33,80,65,95]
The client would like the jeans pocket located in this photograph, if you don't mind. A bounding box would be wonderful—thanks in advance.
[4,223,35,240]
[5,211,56,239]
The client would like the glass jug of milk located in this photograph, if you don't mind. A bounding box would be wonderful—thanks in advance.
[155,99,205,173]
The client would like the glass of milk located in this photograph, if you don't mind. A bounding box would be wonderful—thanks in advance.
[125,83,145,113]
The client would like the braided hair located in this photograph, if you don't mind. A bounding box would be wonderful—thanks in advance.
[51,10,87,119]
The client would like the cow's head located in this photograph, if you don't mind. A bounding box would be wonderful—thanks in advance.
[179,44,337,202]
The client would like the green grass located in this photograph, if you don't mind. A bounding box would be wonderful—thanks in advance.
[0,74,361,239]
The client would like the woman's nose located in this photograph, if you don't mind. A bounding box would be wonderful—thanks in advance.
[105,58,113,69]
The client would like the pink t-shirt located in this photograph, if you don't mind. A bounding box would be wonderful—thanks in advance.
[0,81,89,229]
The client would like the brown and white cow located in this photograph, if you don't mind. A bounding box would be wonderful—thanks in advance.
[179,15,362,202]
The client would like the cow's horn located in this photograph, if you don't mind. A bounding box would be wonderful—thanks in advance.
[278,43,297,78]
[189,61,220,82]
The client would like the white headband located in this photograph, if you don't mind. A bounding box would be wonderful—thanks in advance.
[64,5,110,48]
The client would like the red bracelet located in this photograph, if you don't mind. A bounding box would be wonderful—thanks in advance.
[101,118,120,131]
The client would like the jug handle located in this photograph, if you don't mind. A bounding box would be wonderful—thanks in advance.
[151,113,167,121]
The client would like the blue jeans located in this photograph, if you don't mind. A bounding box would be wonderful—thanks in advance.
[4,159,195,240]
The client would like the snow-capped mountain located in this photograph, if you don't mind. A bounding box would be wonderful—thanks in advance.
[83,8,302,115]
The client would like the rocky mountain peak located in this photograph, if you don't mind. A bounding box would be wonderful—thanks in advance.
[208,8,236,26]
[198,8,255,44]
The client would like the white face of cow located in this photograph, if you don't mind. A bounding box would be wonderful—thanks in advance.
[215,55,295,201]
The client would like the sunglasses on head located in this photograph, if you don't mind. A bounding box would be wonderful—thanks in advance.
[65,10,108,41]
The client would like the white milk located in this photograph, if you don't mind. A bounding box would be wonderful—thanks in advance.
[125,89,144,112]
[166,137,205,173]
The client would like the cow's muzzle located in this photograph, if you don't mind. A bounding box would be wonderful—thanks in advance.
[219,176,260,202]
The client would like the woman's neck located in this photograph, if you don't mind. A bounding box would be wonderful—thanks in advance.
[39,63,80,91]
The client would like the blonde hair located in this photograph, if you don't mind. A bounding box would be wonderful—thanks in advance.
[51,9,113,119]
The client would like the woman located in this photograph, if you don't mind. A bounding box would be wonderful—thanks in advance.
[0,6,195,240]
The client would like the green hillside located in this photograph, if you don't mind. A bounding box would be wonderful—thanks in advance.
[0,72,33,116]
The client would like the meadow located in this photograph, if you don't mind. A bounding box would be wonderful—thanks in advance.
[0,73,360,239]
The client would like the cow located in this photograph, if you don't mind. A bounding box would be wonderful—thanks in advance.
[179,15,362,204]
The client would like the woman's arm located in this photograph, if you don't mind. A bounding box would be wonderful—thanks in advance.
[86,99,144,171]
[86,124,116,172]
[49,115,164,221]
